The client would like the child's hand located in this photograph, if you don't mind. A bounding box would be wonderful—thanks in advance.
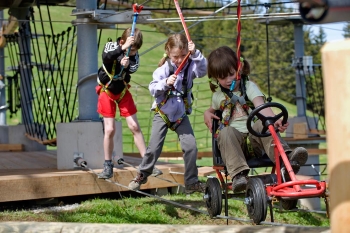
[166,74,177,86]
[120,56,130,67]
[274,119,289,133]
[121,36,135,51]
[204,109,220,133]
[188,41,196,55]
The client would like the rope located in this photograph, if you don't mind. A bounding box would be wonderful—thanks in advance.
[236,0,241,80]
[265,3,272,102]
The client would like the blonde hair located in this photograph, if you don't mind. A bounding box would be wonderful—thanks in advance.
[158,33,188,67]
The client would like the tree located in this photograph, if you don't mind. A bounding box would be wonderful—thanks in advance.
[343,22,350,38]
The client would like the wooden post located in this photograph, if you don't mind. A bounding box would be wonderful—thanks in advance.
[322,39,350,232]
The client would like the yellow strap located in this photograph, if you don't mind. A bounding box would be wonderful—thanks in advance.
[99,81,128,104]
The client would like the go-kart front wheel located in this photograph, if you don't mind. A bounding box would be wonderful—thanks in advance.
[245,178,268,224]
[204,177,222,218]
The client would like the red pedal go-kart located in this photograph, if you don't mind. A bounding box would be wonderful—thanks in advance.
[203,102,328,224]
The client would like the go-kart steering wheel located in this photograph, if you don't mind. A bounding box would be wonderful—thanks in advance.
[247,102,288,137]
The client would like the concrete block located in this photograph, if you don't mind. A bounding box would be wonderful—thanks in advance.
[57,120,123,170]
[7,124,46,151]
[0,125,9,143]
[150,188,169,196]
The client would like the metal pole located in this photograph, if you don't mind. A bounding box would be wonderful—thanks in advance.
[76,0,99,121]
[0,10,6,125]
[294,23,306,117]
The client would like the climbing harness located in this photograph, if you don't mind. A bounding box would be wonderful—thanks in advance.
[154,60,193,131]
[97,77,128,104]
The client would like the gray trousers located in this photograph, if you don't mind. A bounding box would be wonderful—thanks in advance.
[217,120,291,179]
[139,114,199,186]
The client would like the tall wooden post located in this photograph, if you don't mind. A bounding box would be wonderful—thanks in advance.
[322,39,350,232]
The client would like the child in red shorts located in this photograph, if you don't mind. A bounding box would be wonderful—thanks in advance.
[96,28,161,179]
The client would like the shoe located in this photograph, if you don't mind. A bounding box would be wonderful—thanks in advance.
[282,147,308,181]
[128,172,148,191]
[98,162,114,179]
[150,167,163,177]
[232,171,248,193]
[185,181,206,194]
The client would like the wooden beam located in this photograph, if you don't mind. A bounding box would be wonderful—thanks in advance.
[125,151,213,159]
[0,144,23,152]
[198,166,216,177]
[307,148,327,155]
[0,166,184,202]
[322,39,350,232]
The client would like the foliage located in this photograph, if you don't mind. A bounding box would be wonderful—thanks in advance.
[343,22,350,38]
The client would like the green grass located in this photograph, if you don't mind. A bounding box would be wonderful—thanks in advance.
[0,193,330,226]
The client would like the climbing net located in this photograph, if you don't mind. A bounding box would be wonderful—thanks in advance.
[5,6,78,145]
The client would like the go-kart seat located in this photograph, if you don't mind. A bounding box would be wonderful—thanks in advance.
[212,110,274,168]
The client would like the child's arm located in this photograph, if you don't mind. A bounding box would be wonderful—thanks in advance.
[102,37,134,66]
[127,53,140,74]
[188,41,207,78]
[190,50,207,78]
[149,65,173,97]
[251,96,289,133]
[102,42,123,64]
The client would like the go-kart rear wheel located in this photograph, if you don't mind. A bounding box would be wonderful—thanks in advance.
[205,177,222,218]
[245,178,268,224]
[281,199,298,210]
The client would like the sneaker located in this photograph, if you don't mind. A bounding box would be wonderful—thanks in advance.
[150,167,163,177]
[98,162,114,179]
[128,172,148,191]
[232,170,248,193]
[185,181,206,194]
[282,147,308,181]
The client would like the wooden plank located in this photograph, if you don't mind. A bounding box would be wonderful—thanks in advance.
[125,151,213,159]
[322,39,350,232]
[283,136,326,142]
[198,167,216,177]
[309,129,326,135]
[0,167,184,202]
[307,148,327,155]
[0,151,56,169]
[0,144,24,151]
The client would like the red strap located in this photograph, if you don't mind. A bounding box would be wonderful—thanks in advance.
[236,0,242,81]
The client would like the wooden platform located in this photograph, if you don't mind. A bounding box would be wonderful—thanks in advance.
[0,150,189,203]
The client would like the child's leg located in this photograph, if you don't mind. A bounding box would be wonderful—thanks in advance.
[217,126,250,178]
[175,116,199,186]
[129,114,168,190]
[125,114,146,157]
[138,114,168,176]
[103,117,116,160]
[117,90,146,156]
[249,120,291,162]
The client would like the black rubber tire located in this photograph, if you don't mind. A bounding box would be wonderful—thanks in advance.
[281,199,298,210]
[245,178,268,224]
[205,177,222,218]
